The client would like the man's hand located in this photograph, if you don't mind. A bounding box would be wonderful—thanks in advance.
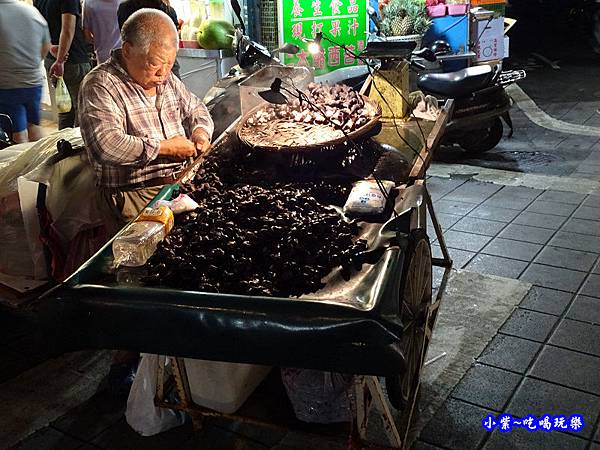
[158,136,197,160]
[49,60,65,79]
[191,128,211,155]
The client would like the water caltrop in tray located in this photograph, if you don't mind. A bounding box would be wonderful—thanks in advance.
[237,83,382,152]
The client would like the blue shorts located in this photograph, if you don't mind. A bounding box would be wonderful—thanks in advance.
[0,86,43,132]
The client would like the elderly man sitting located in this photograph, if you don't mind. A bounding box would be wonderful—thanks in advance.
[79,8,213,230]
[78,8,214,394]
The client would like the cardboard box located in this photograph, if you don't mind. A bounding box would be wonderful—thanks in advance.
[472,16,504,61]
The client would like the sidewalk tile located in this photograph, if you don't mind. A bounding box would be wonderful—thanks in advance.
[507,378,600,439]
[50,391,125,442]
[534,246,598,272]
[496,185,544,200]
[92,419,193,450]
[465,254,527,278]
[498,224,554,245]
[450,217,506,236]
[595,425,600,442]
[443,230,493,253]
[531,345,600,395]
[526,200,578,217]
[451,364,521,411]
[550,318,600,357]
[520,286,573,316]
[595,264,600,275]
[432,244,475,269]
[419,398,491,450]
[575,164,600,175]
[567,295,600,324]
[513,211,567,229]
[483,428,588,450]
[519,264,587,292]
[549,232,600,254]
[8,427,84,450]
[428,212,463,230]
[481,195,533,210]
[591,443,600,450]
[443,181,502,203]
[581,274,600,298]
[469,205,521,222]
[561,218,600,237]
[477,334,541,373]
[482,238,542,262]
[583,195,600,208]
[538,190,586,205]
[434,199,477,216]
[573,206,600,221]
[427,177,466,200]
[500,309,558,343]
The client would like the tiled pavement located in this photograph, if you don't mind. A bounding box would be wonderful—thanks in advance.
[418,177,600,450]
[3,177,600,450]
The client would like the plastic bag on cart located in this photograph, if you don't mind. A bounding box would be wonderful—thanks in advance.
[126,354,186,436]
[0,131,80,279]
[281,368,355,423]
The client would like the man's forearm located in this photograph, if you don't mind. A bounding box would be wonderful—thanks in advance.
[57,14,76,62]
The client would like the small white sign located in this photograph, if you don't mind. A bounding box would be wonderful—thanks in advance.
[473,17,505,61]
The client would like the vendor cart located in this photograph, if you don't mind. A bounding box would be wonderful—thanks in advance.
[38,89,454,448]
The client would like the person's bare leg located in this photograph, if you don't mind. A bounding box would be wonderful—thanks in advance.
[12,130,28,143]
[27,123,44,142]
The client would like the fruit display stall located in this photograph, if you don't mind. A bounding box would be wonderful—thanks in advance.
[40,78,454,448]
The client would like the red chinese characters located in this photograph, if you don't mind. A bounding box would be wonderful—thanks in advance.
[330,0,342,15]
[347,0,359,13]
[311,0,323,16]
[328,46,341,66]
[329,19,341,37]
[292,0,304,17]
[311,21,324,38]
[292,22,303,39]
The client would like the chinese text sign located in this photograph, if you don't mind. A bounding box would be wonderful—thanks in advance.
[278,0,368,76]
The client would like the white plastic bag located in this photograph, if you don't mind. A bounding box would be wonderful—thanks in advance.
[155,194,200,214]
[55,77,72,113]
[125,354,186,436]
[343,179,395,216]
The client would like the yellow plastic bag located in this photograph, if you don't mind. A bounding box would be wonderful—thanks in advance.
[55,77,72,113]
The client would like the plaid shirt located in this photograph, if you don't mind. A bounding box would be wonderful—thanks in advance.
[79,50,214,188]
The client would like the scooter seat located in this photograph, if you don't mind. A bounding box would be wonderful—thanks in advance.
[417,65,494,98]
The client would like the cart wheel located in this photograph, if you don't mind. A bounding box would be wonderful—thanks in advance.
[386,229,432,411]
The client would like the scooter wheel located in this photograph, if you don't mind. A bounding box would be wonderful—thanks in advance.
[458,118,503,153]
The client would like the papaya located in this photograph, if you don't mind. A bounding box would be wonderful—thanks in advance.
[196,20,235,50]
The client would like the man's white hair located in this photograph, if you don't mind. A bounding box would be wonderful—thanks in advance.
[121,8,178,55]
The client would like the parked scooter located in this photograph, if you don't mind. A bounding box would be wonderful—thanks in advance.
[363,6,525,154]
[413,45,526,153]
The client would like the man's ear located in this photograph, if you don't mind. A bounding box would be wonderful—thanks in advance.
[122,41,132,59]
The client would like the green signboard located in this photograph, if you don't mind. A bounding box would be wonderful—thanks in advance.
[278,0,368,76]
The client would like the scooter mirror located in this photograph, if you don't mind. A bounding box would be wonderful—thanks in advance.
[236,34,273,69]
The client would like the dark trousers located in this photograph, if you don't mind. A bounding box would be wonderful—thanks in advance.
[45,59,91,130]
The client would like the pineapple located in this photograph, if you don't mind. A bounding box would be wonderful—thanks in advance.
[413,15,432,35]
[382,0,431,37]
[398,15,415,35]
